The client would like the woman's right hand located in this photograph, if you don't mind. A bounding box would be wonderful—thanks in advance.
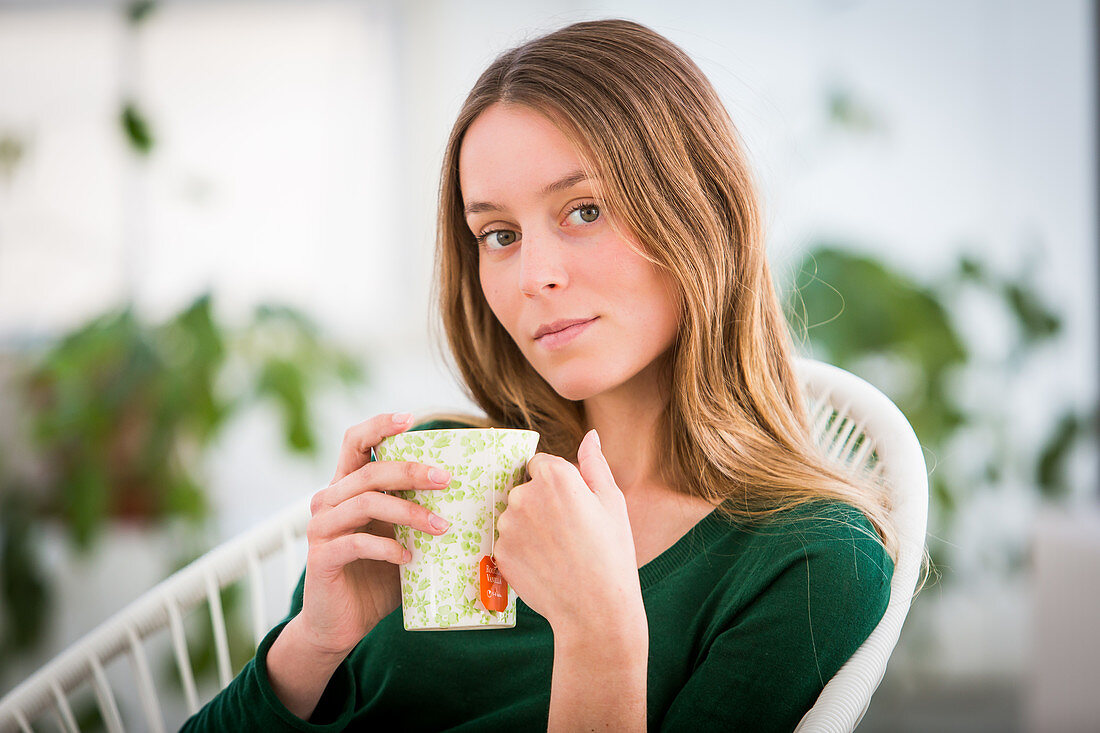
[296,412,453,658]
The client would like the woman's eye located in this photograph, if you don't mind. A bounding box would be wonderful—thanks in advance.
[477,229,518,250]
[568,204,600,224]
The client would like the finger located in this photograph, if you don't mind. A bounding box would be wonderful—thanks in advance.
[577,429,616,497]
[331,412,415,484]
[311,531,410,577]
[314,458,453,514]
[526,453,586,495]
[526,452,569,481]
[308,490,451,543]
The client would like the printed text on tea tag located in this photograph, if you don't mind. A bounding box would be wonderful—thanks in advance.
[479,555,508,612]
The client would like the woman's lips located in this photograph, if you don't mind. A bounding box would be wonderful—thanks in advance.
[534,317,597,350]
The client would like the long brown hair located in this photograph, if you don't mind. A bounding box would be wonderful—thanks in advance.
[425,18,896,560]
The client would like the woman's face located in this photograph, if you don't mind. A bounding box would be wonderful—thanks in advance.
[458,103,681,403]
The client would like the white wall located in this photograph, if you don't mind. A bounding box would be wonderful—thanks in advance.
[0,0,407,342]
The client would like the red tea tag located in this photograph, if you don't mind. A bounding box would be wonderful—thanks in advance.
[479,555,508,612]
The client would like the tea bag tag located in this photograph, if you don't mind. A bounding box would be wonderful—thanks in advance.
[479,555,508,612]
[479,429,508,613]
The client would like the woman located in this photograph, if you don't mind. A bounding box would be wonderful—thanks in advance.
[184,18,895,732]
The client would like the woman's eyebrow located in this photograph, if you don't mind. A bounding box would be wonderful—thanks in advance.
[463,169,589,217]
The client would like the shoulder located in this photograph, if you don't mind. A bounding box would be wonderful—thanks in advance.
[795,499,885,541]
[739,500,890,559]
[738,500,894,632]
[659,502,894,731]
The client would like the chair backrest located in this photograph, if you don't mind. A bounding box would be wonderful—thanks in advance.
[0,358,927,733]
[0,499,312,733]
[793,358,929,732]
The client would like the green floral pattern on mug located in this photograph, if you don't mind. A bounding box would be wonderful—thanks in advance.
[374,428,540,631]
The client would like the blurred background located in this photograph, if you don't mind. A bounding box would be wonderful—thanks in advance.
[0,0,1096,730]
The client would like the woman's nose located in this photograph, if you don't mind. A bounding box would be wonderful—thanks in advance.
[518,230,569,296]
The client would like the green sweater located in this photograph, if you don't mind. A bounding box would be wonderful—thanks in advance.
[182,421,893,732]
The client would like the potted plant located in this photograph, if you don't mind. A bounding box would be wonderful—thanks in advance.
[0,292,367,675]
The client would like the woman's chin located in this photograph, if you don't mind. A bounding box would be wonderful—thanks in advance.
[530,365,598,400]
[543,375,606,403]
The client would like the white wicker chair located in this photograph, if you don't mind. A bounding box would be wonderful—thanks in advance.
[793,358,929,732]
[0,499,312,733]
[0,358,927,732]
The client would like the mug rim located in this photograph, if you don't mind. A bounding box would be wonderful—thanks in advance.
[392,427,539,436]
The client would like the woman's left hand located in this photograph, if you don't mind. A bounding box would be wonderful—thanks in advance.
[493,429,644,632]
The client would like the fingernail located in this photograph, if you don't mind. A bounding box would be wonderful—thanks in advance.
[429,468,451,484]
[393,412,412,424]
[402,548,412,563]
[429,513,451,532]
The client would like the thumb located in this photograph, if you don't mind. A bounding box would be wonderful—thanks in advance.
[577,429,618,497]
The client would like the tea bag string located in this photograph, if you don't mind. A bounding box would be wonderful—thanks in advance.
[489,427,497,559]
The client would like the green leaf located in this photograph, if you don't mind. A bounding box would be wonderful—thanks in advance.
[121,102,154,155]
[164,475,210,522]
[786,246,966,371]
[0,133,26,180]
[1035,412,1082,499]
[65,466,111,550]
[256,358,315,454]
[784,245,967,444]
[1002,281,1061,344]
[0,491,52,655]
[825,87,886,135]
[957,255,985,282]
[126,0,157,25]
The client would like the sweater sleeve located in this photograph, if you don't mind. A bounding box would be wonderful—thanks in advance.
[658,514,893,732]
[179,569,360,732]
[178,618,357,731]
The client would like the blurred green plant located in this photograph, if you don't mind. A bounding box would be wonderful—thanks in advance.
[126,0,157,25]
[785,244,1097,569]
[121,101,155,156]
[0,292,367,667]
[120,0,157,156]
[825,86,888,136]
[0,132,26,184]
